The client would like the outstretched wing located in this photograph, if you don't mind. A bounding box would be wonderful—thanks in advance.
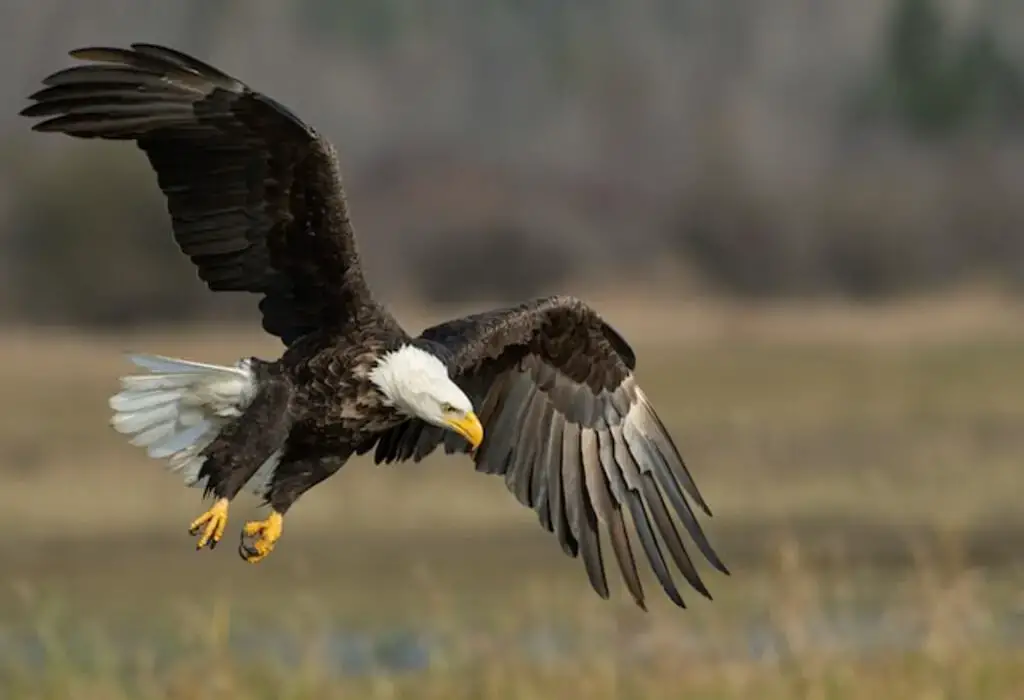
[361,295,729,610]
[21,43,375,345]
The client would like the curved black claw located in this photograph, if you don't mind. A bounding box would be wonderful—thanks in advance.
[238,512,283,563]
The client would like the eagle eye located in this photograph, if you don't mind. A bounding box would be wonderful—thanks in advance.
[441,402,456,413]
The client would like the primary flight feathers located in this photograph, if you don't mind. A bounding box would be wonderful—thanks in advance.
[22,43,728,610]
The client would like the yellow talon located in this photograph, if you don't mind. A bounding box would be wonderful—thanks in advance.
[238,510,284,563]
[188,498,229,550]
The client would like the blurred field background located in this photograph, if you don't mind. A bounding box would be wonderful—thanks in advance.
[2,1,1024,698]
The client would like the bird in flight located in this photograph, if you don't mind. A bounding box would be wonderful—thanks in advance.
[21,43,728,610]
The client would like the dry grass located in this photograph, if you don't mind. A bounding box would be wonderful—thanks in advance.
[1,298,1023,697]
[2,542,1022,699]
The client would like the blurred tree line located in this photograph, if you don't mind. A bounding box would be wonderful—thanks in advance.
[0,0,1023,328]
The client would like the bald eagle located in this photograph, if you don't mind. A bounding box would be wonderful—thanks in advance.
[21,43,728,610]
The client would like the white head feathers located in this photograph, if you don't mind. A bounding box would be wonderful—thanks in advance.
[369,345,474,424]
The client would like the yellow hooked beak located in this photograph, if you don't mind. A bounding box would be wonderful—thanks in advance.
[446,411,484,451]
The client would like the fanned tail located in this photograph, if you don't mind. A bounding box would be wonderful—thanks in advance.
[109,353,265,490]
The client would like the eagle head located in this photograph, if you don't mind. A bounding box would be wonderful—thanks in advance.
[369,345,483,450]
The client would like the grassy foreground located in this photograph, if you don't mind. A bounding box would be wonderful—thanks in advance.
[4,639,1023,700]
[0,300,1023,698]
[2,549,1022,699]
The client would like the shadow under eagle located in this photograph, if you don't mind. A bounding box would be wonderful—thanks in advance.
[20,43,728,611]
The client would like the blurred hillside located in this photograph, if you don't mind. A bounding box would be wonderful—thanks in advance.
[1,0,1023,328]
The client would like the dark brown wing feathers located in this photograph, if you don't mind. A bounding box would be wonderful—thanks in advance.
[366,295,728,610]
[21,43,375,345]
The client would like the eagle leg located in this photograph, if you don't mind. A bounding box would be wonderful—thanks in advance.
[238,510,284,563]
[188,498,230,550]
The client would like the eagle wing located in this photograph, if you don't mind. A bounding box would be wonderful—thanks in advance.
[21,43,373,345]
[362,295,729,610]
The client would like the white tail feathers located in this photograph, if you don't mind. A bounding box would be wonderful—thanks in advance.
[109,353,281,496]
